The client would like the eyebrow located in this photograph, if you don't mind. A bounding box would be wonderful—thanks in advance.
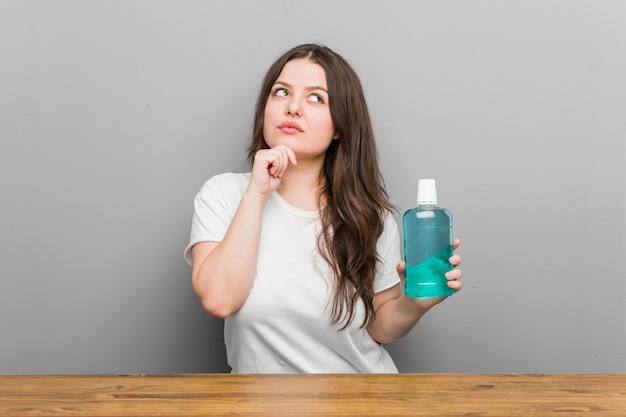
[273,80,328,93]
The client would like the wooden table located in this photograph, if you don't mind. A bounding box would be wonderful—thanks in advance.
[1,373,625,416]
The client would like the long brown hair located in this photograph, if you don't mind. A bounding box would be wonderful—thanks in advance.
[247,44,393,329]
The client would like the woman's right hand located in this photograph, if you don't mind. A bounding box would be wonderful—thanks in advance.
[248,145,297,196]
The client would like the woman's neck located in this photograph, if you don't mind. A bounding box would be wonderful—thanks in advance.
[276,160,324,211]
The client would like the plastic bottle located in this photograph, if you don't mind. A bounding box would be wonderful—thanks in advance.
[403,179,454,298]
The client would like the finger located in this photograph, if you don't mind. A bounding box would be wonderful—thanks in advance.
[447,279,463,292]
[275,147,295,178]
[453,238,461,250]
[257,150,276,174]
[267,159,279,178]
[274,150,286,178]
[448,254,462,267]
[268,149,286,178]
[284,146,297,165]
[280,149,293,177]
[270,145,296,167]
[445,268,462,281]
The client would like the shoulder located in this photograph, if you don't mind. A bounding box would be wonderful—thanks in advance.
[381,210,399,236]
[198,172,251,196]
[376,210,401,255]
[193,172,252,210]
[202,172,251,189]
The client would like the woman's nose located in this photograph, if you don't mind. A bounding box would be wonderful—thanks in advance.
[286,97,302,116]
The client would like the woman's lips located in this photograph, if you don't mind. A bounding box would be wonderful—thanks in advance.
[278,121,304,134]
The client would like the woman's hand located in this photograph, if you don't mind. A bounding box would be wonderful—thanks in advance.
[397,238,463,310]
[248,145,297,196]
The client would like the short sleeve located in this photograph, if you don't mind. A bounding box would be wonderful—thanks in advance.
[183,173,250,265]
[373,211,402,293]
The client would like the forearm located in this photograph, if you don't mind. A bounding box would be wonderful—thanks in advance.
[192,191,267,317]
[367,294,431,344]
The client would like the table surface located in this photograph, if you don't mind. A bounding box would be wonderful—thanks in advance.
[1,373,625,416]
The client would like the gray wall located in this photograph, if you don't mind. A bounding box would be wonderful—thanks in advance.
[1,1,624,373]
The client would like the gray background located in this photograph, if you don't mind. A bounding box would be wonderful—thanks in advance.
[1,1,624,374]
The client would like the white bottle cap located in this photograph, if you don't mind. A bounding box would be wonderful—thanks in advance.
[417,179,437,205]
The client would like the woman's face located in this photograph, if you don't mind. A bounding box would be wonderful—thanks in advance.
[263,58,338,162]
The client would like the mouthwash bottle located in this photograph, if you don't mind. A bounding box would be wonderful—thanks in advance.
[403,179,454,298]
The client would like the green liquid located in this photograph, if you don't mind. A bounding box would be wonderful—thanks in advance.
[405,245,454,298]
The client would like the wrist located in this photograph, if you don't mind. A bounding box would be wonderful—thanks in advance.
[242,188,270,204]
[397,294,425,314]
[407,294,444,313]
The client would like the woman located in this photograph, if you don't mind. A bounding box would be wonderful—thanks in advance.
[184,44,462,373]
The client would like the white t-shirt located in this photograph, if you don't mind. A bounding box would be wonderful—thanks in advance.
[184,172,401,373]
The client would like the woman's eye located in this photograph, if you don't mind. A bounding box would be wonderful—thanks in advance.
[309,93,325,104]
[273,88,289,97]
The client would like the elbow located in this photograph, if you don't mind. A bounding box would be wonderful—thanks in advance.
[366,318,410,345]
[367,325,385,344]
[192,278,238,318]
[367,328,396,345]
[192,271,247,319]
[200,296,240,319]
